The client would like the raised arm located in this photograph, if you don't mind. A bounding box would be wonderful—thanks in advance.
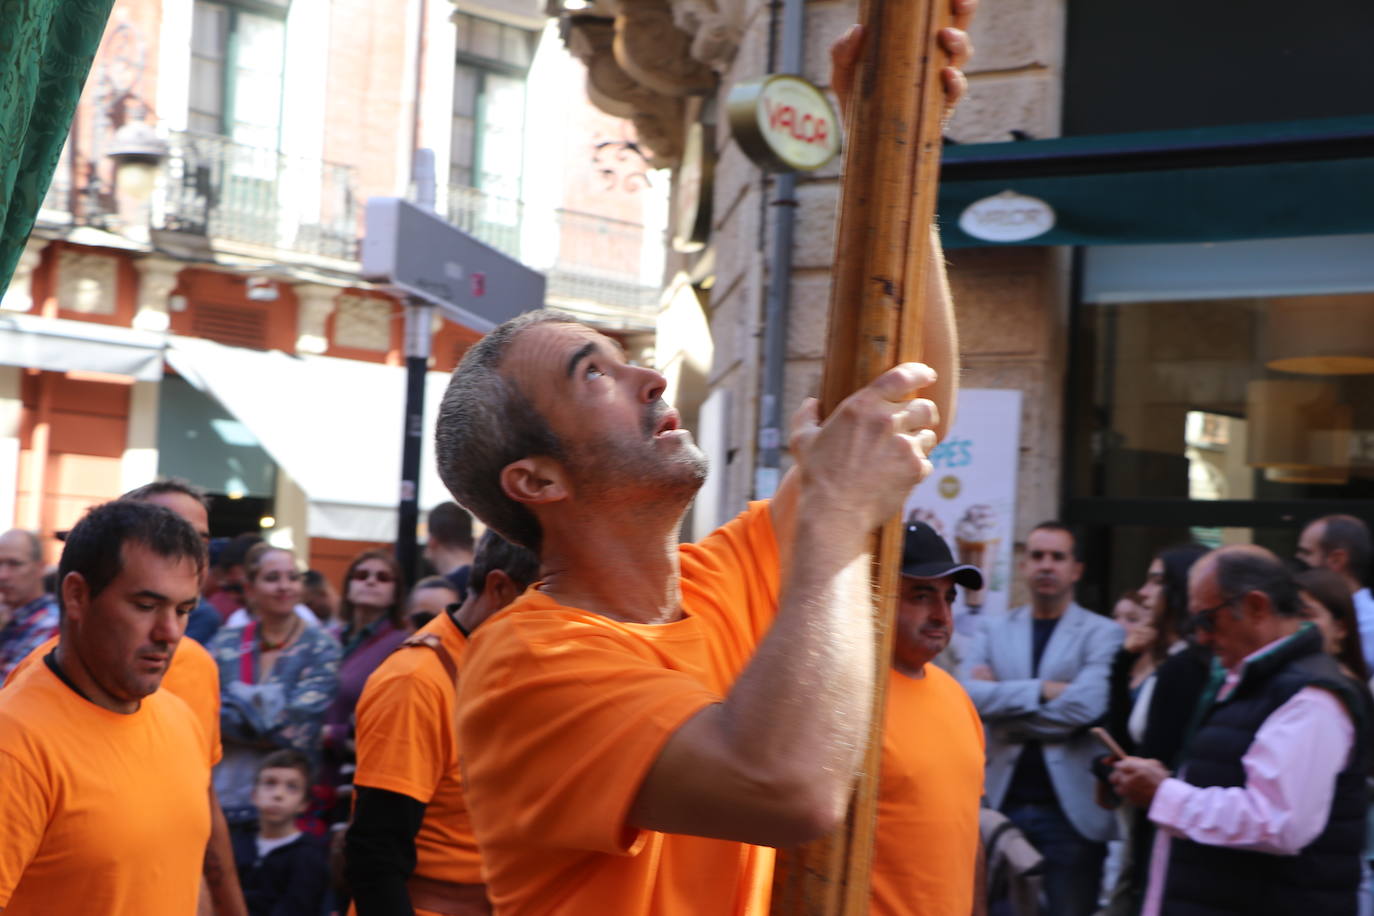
[630,364,940,847]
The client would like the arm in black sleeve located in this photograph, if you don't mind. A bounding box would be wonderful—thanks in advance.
[1140,645,1212,771]
[345,786,428,916]
[1105,647,1139,755]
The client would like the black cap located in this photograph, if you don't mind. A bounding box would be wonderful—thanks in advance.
[901,521,984,589]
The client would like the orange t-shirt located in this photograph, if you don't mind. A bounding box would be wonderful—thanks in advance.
[457,502,781,916]
[0,658,214,914]
[871,664,986,916]
[5,634,222,765]
[353,611,481,886]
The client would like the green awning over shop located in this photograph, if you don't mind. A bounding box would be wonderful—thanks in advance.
[936,116,1374,248]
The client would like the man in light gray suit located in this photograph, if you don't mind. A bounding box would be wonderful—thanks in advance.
[960,521,1122,916]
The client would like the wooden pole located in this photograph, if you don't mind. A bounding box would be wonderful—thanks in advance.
[769,0,951,912]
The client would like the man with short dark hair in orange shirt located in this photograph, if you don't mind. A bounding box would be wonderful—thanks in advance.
[872,521,987,916]
[433,29,975,896]
[0,500,214,915]
[346,530,539,915]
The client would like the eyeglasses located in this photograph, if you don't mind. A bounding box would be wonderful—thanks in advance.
[350,568,395,584]
[1189,596,1239,633]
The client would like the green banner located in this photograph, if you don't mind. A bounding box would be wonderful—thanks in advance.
[0,0,116,289]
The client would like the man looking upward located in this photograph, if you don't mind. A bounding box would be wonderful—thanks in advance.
[872,521,987,916]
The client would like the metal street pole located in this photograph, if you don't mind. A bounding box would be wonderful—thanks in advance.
[396,295,433,585]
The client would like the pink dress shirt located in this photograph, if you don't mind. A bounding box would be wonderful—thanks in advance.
[1140,635,1356,916]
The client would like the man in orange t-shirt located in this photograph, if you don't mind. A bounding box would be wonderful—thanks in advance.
[4,480,246,916]
[0,500,214,915]
[346,531,539,915]
[432,205,964,915]
[872,521,988,916]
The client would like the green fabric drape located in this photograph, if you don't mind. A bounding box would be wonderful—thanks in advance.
[0,0,116,289]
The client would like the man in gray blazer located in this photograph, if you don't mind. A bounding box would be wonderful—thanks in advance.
[960,522,1122,916]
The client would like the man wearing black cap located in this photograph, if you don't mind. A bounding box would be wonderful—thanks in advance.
[871,521,988,916]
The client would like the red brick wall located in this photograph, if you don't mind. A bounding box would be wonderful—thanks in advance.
[16,372,132,564]
[322,0,411,205]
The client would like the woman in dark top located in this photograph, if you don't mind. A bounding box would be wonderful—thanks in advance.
[319,551,410,816]
[1101,542,1209,916]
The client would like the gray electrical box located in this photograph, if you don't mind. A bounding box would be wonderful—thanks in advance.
[361,197,546,332]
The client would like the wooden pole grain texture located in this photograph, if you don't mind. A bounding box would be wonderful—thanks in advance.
[768,0,951,913]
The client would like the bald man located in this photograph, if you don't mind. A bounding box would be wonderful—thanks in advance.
[0,529,59,680]
[1111,545,1371,916]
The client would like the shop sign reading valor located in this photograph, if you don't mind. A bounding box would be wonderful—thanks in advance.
[959,191,1056,243]
[727,74,841,173]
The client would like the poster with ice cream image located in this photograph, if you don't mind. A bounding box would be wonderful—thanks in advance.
[903,389,1022,632]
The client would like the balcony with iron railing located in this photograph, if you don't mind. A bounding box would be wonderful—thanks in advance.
[447,184,664,318]
[152,130,359,261]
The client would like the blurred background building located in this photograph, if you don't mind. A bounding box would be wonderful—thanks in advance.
[5,0,1373,605]
[550,0,1374,607]
[0,0,668,581]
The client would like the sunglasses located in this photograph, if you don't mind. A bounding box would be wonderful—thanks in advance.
[1188,595,1239,633]
[350,568,395,584]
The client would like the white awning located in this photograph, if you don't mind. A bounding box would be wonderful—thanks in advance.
[0,313,165,381]
[164,335,454,542]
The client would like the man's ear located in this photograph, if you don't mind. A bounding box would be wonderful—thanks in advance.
[1327,547,1349,575]
[482,568,522,611]
[60,571,89,625]
[500,457,568,507]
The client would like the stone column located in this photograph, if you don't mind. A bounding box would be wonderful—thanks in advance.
[0,240,49,312]
[132,258,183,331]
[295,284,339,354]
[121,380,162,493]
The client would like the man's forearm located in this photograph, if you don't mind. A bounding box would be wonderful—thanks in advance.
[718,510,875,827]
[922,226,959,442]
[204,791,247,916]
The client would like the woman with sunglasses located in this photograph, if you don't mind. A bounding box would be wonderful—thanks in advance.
[209,543,342,821]
[318,552,410,807]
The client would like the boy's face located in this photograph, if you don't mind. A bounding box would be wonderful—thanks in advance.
[253,766,308,827]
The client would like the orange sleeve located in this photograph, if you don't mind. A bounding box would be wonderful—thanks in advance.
[459,621,719,857]
[0,749,51,906]
[679,501,780,639]
[354,667,450,803]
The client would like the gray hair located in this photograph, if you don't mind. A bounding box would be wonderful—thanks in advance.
[3,529,42,562]
[1215,549,1301,618]
[434,309,578,553]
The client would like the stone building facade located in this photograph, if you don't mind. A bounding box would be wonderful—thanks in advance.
[555,0,1374,606]
[557,0,1070,568]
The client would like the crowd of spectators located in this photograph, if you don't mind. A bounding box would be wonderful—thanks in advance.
[0,482,482,915]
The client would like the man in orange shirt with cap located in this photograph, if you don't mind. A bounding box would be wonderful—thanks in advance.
[872,521,987,916]
[0,500,213,915]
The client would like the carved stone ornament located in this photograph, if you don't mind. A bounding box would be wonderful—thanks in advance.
[669,0,743,73]
[57,249,119,316]
[612,0,716,97]
[566,18,685,167]
[132,258,182,331]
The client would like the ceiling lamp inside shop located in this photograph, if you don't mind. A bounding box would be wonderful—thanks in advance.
[1246,379,1352,485]
[1262,294,1374,375]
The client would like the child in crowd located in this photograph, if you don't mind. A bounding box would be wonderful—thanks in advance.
[232,749,331,916]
